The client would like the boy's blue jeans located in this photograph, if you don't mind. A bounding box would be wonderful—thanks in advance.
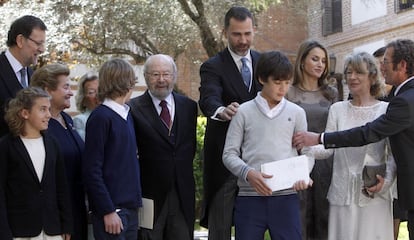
[234,194,301,240]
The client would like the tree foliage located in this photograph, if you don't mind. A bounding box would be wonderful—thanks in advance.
[51,0,196,64]
[0,0,284,66]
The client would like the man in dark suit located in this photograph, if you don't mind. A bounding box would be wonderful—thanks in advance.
[198,6,261,239]
[129,54,197,240]
[293,39,414,239]
[0,15,47,137]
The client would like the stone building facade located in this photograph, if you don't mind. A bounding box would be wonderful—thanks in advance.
[308,0,414,75]
[176,0,414,101]
[68,1,414,112]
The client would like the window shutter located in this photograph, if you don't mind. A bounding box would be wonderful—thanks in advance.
[322,0,333,36]
[332,0,342,33]
[322,0,342,36]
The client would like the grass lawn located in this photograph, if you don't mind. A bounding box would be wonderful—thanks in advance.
[264,223,410,240]
[196,221,410,239]
[398,221,409,240]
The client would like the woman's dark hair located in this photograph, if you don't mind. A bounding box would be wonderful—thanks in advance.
[293,39,336,102]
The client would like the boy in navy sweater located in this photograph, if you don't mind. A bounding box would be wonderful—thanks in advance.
[83,58,142,239]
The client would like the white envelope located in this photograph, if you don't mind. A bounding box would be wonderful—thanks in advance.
[261,155,310,192]
[138,198,154,229]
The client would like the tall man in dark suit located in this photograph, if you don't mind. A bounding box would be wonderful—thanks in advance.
[129,54,198,240]
[0,15,47,137]
[293,39,414,239]
[198,6,261,239]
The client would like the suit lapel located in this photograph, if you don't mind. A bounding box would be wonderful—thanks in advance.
[27,67,33,85]
[41,134,54,184]
[396,77,414,95]
[139,92,173,144]
[171,93,182,144]
[221,49,260,100]
[61,112,84,152]
[221,49,249,97]
[250,51,262,93]
[0,52,23,96]
[12,136,40,184]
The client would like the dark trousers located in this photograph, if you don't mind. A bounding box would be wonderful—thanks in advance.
[207,175,238,240]
[139,188,192,240]
[407,210,414,240]
[300,157,332,240]
[92,208,138,240]
[234,194,301,240]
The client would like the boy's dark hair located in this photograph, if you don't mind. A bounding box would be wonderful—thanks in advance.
[373,47,386,58]
[255,51,293,82]
[7,15,47,47]
[224,6,254,29]
[293,39,336,102]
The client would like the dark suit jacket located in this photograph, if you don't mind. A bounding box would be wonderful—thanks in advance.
[198,48,261,227]
[324,78,414,210]
[0,132,73,239]
[129,91,197,236]
[0,52,33,137]
[48,112,87,240]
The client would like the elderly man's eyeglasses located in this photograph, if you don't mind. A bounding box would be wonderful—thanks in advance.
[146,72,173,80]
[26,37,45,48]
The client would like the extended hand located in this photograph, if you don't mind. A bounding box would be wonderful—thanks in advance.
[293,131,320,149]
[219,102,240,121]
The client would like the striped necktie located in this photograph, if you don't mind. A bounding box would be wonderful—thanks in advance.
[240,57,251,88]
[159,100,171,129]
[20,67,27,88]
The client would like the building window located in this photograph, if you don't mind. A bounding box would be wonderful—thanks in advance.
[322,0,342,36]
[396,0,414,12]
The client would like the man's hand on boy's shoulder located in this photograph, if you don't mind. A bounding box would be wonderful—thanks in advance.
[217,102,240,121]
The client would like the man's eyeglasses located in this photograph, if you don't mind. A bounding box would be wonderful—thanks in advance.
[26,37,45,48]
[380,59,392,65]
[146,72,173,80]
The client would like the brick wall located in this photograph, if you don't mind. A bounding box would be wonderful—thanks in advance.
[308,0,414,74]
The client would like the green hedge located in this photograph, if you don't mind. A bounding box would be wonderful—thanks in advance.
[194,116,206,220]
